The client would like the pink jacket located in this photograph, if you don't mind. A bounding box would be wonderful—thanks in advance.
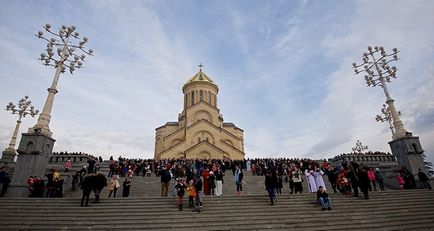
[64,161,72,169]
[367,170,376,181]
[396,175,405,185]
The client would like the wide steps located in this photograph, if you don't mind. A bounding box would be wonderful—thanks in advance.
[0,190,433,230]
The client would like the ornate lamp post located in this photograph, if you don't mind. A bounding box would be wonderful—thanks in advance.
[375,104,401,138]
[29,24,93,137]
[352,46,426,178]
[4,96,39,153]
[352,140,368,154]
[5,24,93,197]
[352,46,410,140]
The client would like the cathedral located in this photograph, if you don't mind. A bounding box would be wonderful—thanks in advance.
[154,65,245,160]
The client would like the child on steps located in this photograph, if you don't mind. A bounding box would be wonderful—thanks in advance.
[175,178,186,210]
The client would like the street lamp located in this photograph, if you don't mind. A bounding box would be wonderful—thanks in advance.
[4,96,39,152]
[352,140,368,154]
[375,104,401,138]
[29,24,93,137]
[352,46,410,140]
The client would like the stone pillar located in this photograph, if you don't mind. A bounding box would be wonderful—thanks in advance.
[1,149,17,177]
[5,132,55,197]
[389,136,426,177]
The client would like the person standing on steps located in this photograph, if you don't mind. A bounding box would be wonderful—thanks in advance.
[276,170,283,195]
[313,166,326,191]
[122,177,132,197]
[208,171,216,196]
[326,167,338,193]
[160,166,172,197]
[396,172,405,190]
[292,167,303,194]
[265,169,278,205]
[87,157,97,174]
[146,164,152,178]
[108,161,116,177]
[175,178,186,210]
[358,166,370,200]
[94,171,107,203]
[0,167,7,196]
[418,169,432,190]
[288,167,294,194]
[202,168,210,196]
[305,167,317,194]
[108,175,120,198]
[187,179,196,208]
[367,167,377,191]
[81,173,95,207]
[194,174,203,211]
[215,168,224,196]
[63,159,72,172]
[235,165,244,196]
[375,168,386,191]
[347,163,359,197]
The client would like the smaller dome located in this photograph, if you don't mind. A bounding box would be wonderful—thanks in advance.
[184,70,215,85]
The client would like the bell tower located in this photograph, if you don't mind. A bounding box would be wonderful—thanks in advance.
[179,64,220,128]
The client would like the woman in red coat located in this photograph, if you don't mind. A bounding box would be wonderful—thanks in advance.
[202,168,210,195]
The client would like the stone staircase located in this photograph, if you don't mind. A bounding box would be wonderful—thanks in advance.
[1,173,434,230]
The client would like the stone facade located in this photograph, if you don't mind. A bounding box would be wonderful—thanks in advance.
[5,132,55,197]
[154,68,245,160]
[329,153,401,188]
[389,136,426,175]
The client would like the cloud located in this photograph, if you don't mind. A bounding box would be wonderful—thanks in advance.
[0,1,433,165]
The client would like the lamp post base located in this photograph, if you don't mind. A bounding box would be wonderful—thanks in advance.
[4,132,55,197]
[1,148,16,163]
[389,135,426,182]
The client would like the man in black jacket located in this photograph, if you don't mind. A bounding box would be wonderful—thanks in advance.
[326,167,338,193]
[81,173,95,207]
[358,166,370,200]
[265,169,278,205]
[93,172,107,203]
[418,169,432,190]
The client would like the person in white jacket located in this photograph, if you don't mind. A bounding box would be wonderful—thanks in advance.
[108,175,120,198]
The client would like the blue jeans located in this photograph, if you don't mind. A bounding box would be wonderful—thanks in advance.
[267,187,276,203]
[318,197,331,208]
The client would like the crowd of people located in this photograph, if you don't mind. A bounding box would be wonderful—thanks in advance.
[27,169,64,197]
[69,156,432,211]
[2,152,430,212]
[52,151,98,158]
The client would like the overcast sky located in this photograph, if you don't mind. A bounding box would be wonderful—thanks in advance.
[1,0,433,163]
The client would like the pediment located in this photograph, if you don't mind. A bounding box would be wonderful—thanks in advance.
[184,141,228,159]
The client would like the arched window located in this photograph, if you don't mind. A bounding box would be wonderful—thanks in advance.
[412,143,419,153]
[208,92,212,104]
[200,90,204,101]
[191,91,195,105]
[198,137,201,143]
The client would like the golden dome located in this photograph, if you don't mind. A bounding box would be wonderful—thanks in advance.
[184,64,216,86]
[185,70,215,85]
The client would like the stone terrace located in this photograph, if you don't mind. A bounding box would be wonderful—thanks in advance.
[0,172,433,230]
